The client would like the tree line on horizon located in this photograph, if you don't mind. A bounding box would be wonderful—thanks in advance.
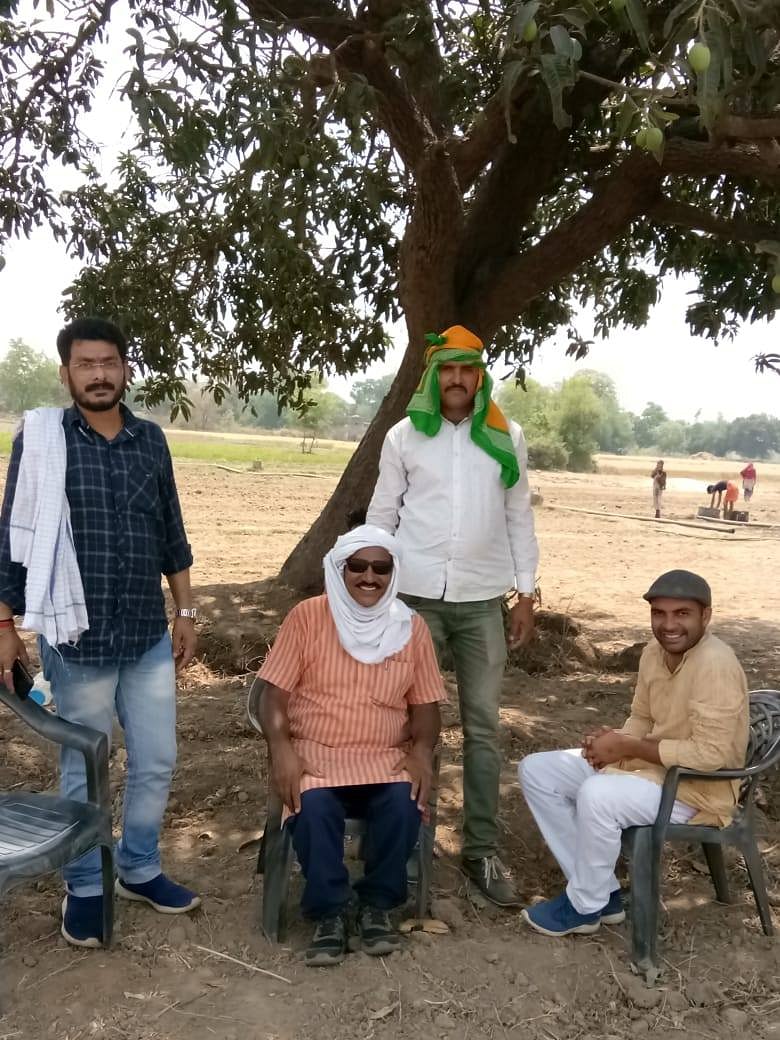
[1,338,778,470]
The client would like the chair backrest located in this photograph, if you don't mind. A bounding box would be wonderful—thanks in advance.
[746,690,780,767]
[740,690,780,802]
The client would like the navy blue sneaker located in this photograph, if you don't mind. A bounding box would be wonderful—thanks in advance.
[115,874,201,914]
[600,888,626,925]
[522,892,601,937]
[61,894,104,948]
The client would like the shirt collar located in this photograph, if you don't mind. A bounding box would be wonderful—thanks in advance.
[65,402,139,440]
[653,629,712,674]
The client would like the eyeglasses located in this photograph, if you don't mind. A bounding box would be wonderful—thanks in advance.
[70,359,123,373]
[345,557,394,576]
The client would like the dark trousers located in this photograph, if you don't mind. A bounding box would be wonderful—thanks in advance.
[286,782,422,919]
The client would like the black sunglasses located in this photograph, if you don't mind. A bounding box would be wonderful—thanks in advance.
[345,557,394,576]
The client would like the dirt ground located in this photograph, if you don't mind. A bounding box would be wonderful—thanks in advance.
[1,451,779,1040]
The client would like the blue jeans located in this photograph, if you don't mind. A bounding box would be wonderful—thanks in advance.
[40,634,177,897]
[286,783,422,919]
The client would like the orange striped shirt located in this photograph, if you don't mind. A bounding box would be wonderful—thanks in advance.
[258,595,446,794]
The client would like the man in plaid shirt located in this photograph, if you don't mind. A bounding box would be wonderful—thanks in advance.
[0,317,200,947]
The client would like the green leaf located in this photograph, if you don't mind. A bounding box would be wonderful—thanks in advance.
[696,33,723,131]
[616,94,639,139]
[742,25,767,76]
[540,54,572,130]
[755,241,780,258]
[662,0,699,40]
[549,24,573,58]
[558,8,590,32]
[705,7,732,90]
[511,1,540,41]
[649,106,680,125]
[548,25,582,62]
[500,58,527,144]
[625,0,651,52]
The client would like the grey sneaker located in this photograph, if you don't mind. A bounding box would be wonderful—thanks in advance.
[463,855,522,907]
[305,912,348,967]
[358,905,400,956]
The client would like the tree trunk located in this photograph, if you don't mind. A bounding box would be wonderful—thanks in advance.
[277,336,422,593]
[279,145,464,592]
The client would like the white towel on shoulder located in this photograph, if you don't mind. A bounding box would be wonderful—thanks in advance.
[9,407,89,647]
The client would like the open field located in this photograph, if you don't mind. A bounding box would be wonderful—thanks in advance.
[0,449,778,1040]
[0,423,356,469]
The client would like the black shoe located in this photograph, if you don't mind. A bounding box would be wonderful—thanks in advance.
[305,912,348,967]
[462,855,522,907]
[358,905,400,957]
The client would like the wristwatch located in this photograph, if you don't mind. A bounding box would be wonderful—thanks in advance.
[175,608,198,620]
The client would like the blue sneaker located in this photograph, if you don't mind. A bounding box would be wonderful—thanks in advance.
[115,874,201,914]
[600,888,626,925]
[61,894,104,948]
[522,892,601,937]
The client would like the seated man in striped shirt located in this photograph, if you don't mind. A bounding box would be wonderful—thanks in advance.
[258,525,446,967]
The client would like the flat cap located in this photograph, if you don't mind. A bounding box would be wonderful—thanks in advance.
[643,570,712,607]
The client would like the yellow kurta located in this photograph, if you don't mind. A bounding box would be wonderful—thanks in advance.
[608,632,748,826]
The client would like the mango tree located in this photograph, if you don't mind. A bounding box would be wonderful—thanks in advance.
[2,0,779,588]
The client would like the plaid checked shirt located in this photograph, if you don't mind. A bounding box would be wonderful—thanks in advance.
[0,404,193,665]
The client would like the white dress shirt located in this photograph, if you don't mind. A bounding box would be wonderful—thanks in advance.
[367,416,539,602]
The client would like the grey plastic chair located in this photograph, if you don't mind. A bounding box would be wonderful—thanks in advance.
[247,678,440,942]
[623,689,780,978]
[0,685,114,947]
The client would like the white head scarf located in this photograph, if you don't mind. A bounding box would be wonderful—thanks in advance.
[323,524,413,665]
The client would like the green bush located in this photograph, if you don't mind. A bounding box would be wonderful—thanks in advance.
[527,436,568,471]
[567,447,598,472]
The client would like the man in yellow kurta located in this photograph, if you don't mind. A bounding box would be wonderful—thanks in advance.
[518,570,748,937]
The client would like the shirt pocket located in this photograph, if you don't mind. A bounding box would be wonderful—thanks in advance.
[370,656,414,709]
[126,465,162,516]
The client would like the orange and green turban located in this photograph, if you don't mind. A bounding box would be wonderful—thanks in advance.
[406,325,520,488]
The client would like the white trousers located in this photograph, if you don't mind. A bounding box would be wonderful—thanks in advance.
[518,749,696,914]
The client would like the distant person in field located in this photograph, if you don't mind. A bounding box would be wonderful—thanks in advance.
[650,460,666,519]
[723,480,740,517]
[740,463,757,502]
[517,570,748,938]
[706,480,738,512]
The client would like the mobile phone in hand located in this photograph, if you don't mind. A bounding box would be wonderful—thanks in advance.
[11,659,34,699]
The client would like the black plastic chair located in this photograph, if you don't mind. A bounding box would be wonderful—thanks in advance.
[0,685,114,947]
[624,689,780,979]
[247,678,440,942]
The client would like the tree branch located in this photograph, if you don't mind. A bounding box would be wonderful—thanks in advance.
[246,0,433,169]
[660,137,780,187]
[453,106,569,302]
[8,0,119,167]
[464,136,780,339]
[462,151,663,338]
[716,114,780,140]
[649,198,779,245]
[363,0,449,135]
[399,139,464,325]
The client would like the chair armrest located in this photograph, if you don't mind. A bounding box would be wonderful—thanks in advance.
[0,687,110,809]
[653,744,780,838]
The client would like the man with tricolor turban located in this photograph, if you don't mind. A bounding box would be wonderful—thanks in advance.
[368,325,539,907]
